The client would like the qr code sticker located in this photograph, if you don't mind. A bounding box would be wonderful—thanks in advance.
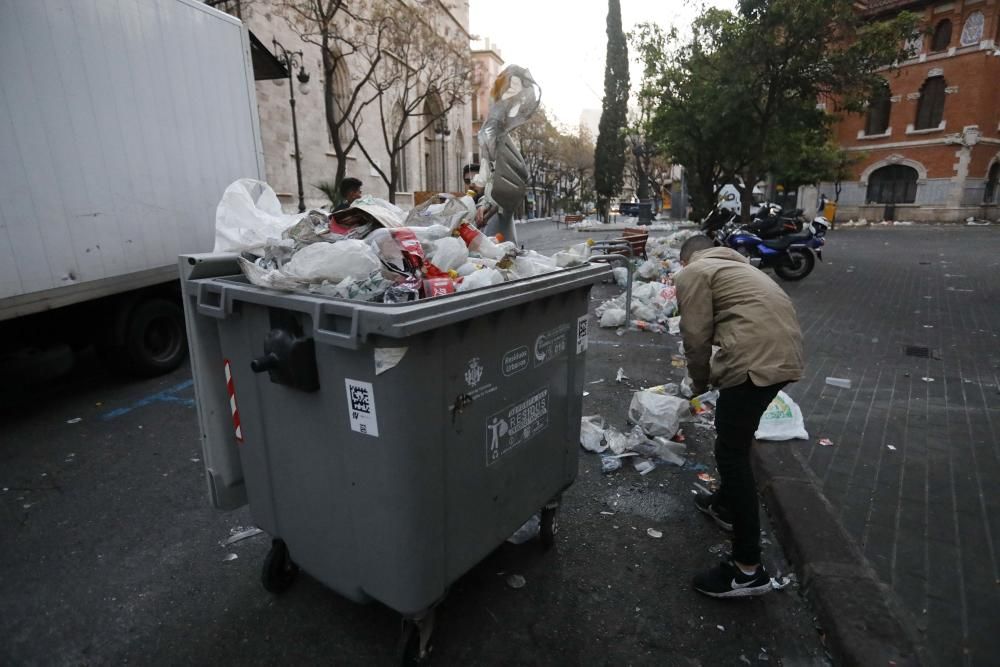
[344,379,379,437]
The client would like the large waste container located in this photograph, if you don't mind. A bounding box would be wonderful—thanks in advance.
[180,252,609,661]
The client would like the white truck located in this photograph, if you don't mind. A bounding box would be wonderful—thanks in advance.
[0,0,264,378]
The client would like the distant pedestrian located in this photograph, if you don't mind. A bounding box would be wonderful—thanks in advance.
[332,177,363,212]
[675,235,804,597]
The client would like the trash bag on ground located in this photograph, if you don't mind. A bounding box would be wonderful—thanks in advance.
[600,308,627,328]
[214,179,303,254]
[580,415,607,453]
[754,391,809,441]
[612,267,629,287]
[628,390,688,438]
[604,425,627,455]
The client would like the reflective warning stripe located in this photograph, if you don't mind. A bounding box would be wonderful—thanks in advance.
[223,359,243,443]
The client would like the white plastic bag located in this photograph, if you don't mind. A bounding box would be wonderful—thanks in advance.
[599,308,627,328]
[628,390,688,438]
[755,391,809,441]
[214,179,302,254]
[604,425,627,455]
[282,240,380,284]
[349,195,406,228]
[637,259,660,280]
[457,267,504,291]
[612,267,629,287]
[580,415,607,453]
[430,237,469,271]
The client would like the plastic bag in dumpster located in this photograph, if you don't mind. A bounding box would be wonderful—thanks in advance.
[214,179,302,254]
[283,240,381,283]
[430,237,469,272]
[628,390,688,438]
[755,391,809,441]
[457,267,503,291]
[336,195,406,229]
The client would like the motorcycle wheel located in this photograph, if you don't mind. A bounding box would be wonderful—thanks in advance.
[773,249,815,281]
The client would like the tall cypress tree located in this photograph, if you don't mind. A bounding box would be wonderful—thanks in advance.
[594,0,629,221]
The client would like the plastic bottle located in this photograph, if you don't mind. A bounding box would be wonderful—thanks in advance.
[455,221,505,259]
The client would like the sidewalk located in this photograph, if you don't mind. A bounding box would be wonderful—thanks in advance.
[770,226,1000,666]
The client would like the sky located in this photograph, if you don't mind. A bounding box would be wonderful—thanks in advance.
[469,0,736,132]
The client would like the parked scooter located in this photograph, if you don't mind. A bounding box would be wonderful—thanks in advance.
[716,215,829,281]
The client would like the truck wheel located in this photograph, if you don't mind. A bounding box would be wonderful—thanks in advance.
[773,249,815,281]
[262,539,298,594]
[121,298,187,377]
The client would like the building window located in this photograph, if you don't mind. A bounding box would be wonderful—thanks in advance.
[985,163,1000,204]
[931,19,952,51]
[867,165,918,204]
[914,77,946,130]
[960,11,985,46]
[865,80,892,136]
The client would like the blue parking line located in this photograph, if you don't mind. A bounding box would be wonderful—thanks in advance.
[100,380,195,421]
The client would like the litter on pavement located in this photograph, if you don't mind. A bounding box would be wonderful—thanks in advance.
[223,527,264,546]
[505,574,526,589]
[646,528,663,538]
[825,377,852,389]
[818,438,834,447]
[754,391,809,441]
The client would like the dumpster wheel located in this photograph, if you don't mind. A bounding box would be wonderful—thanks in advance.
[397,608,435,665]
[539,499,560,550]
[262,538,299,594]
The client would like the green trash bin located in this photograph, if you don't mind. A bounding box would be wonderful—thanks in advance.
[180,253,609,658]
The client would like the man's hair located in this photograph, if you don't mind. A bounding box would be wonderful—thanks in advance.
[339,177,362,198]
[680,235,715,263]
[462,163,480,177]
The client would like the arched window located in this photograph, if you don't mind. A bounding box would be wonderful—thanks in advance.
[985,162,1000,204]
[865,80,892,136]
[867,165,918,204]
[931,19,952,51]
[914,77,946,130]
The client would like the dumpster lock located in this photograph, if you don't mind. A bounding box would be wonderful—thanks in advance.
[251,327,320,392]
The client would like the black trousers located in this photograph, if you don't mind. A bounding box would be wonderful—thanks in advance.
[714,377,787,565]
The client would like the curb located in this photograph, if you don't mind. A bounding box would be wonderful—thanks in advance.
[752,442,929,667]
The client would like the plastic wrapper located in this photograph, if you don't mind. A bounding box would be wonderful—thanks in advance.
[341,195,406,228]
[422,277,457,298]
[237,256,301,291]
[383,278,421,304]
[604,425,627,455]
[308,269,394,302]
[282,240,381,284]
[403,194,473,230]
[600,455,622,474]
[283,210,333,245]
[755,391,809,441]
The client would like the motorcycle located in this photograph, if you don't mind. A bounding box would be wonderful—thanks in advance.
[701,202,805,241]
[716,215,829,281]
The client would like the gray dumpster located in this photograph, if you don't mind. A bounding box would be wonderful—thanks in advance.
[180,253,609,660]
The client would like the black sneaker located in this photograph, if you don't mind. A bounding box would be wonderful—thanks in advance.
[694,493,733,531]
[693,559,773,598]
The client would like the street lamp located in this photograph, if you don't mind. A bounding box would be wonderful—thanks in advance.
[434,116,451,192]
[272,39,310,213]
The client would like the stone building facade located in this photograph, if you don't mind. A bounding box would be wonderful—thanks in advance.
[470,39,505,167]
[212,0,475,211]
[811,0,1000,222]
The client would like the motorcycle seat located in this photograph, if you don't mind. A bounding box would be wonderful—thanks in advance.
[761,231,812,249]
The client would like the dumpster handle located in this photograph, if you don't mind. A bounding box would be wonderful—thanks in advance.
[588,254,632,321]
[196,282,228,319]
[313,302,361,350]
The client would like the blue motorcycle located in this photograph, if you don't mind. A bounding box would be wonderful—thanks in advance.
[716,216,828,281]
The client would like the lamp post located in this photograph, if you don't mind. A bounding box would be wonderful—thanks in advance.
[434,116,451,192]
[272,39,310,213]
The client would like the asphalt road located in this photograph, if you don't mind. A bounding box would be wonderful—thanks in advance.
[1,220,830,666]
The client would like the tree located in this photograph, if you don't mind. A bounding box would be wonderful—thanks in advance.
[513,108,560,216]
[345,2,471,203]
[593,0,629,221]
[278,0,387,202]
[639,0,918,220]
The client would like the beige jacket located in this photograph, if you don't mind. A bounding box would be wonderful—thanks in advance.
[674,247,804,391]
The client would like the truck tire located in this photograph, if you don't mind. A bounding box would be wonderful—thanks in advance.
[116,298,187,377]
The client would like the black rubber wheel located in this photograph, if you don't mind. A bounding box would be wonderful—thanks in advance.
[539,505,559,550]
[261,538,298,594]
[396,620,429,665]
[773,249,815,281]
[121,298,187,376]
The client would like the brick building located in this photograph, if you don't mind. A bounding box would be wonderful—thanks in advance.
[807,0,1000,222]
